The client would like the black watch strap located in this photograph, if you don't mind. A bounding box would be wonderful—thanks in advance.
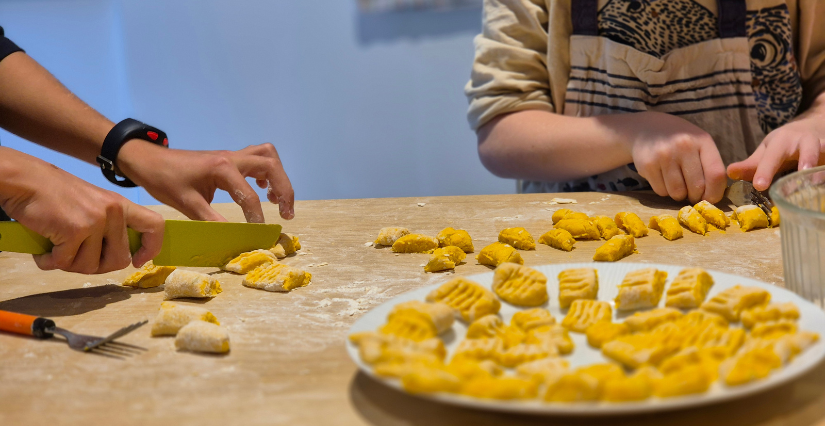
[97,118,169,187]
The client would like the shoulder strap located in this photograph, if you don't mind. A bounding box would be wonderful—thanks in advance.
[571,0,599,36]
[718,0,746,38]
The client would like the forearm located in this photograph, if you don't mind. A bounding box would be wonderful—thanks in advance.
[477,110,634,182]
[0,52,113,165]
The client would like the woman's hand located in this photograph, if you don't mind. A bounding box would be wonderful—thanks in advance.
[118,142,295,223]
[727,116,825,191]
[604,111,728,203]
[0,148,165,274]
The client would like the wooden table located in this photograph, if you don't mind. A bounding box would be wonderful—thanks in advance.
[1,192,820,426]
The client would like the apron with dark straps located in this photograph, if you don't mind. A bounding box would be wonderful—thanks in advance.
[522,0,801,194]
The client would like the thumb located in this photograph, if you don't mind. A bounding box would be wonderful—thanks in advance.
[727,148,764,181]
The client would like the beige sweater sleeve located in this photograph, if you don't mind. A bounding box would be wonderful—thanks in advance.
[797,0,825,109]
[465,0,553,131]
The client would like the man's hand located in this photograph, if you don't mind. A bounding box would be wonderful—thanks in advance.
[608,111,728,204]
[727,116,825,192]
[118,142,294,223]
[0,148,164,274]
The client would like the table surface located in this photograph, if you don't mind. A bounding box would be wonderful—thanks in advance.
[2,192,821,426]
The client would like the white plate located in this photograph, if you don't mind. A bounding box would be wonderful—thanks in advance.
[346,262,825,416]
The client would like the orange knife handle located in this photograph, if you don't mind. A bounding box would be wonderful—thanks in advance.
[0,310,54,338]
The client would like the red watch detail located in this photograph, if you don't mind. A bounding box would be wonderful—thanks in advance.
[163,138,169,146]
[147,131,159,141]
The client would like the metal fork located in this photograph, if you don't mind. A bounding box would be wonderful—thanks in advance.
[725,180,775,225]
[0,309,147,359]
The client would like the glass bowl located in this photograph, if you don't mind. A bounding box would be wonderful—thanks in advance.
[770,165,825,307]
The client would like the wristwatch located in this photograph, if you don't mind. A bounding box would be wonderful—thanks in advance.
[97,118,169,187]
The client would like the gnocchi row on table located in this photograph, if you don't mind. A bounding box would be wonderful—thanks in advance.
[350,263,817,404]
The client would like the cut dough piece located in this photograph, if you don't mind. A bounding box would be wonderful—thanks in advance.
[242,263,312,292]
[700,285,771,322]
[525,324,575,355]
[164,270,222,300]
[624,307,683,332]
[445,359,503,381]
[516,358,570,384]
[750,320,798,339]
[601,326,682,368]
[720,338,791,386]
[561,299,612,333]
[498,227,536,250]
[511,308,556,332]
[437,227,474,253]
[593,235,636,262]
[770,206,780,227]
[174,320,230,354]
[658,347,720,380]
[497,343,555,368]
[551,209,589,224]
[466,315,506,340]
[655,364,714,398]
[426,277,501,322]
[741,302,800,328]
[554,218,600,240]
[614,268,667,311]
[614,212,648,237]
[374,227,410,246]
[676,310,729,329]
[151,301,220,336]
[538,228,576,252]
[585,321,630,348]
[222,249,277,274]
[602,370,656,402]
[401,367,462,394]
[460,376,539,400]
[682,325,746,359]
[591,215,621,240]
[678,206,709,235]
[123,261,176,288]
[270,233,301,258]
[666,268,714,309]
[544,363,625,402]
[733,205,770,232]
[381,301,455,341]
[695,200,730,229]
[648,214,683,241]
[349,332,446,365]
[491,263,548,307]
[476,242,524,267]
[424,246,466,272]
[453,338,503,363]
[558,268,598,309]
[391,234,439,253]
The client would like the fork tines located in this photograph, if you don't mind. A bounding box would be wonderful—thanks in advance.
[83,320,149,352]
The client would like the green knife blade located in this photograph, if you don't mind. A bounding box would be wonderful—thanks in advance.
[0,220,281,267]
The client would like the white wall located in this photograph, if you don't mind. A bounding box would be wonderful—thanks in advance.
[1,0,514,205]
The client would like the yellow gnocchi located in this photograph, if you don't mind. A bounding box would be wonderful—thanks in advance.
[741,302,800,328]
[678,206,709,235]
[374,227,410,246]
[424,246,466,272]
[511,308,556,332]
[648,214,683,241]
[538,228,576,252]
[466,315,506,340]
[623,307,683,332]
[164,269,223,300]
[525,324,575,355]
[615,212,648,238]
[174,320,230,354]
[591,215,621,240]
[551,209,589,224]
[270,233,301,258]
[666,268,714,309]
[242,263,312,292]
[614,268,667,311]
[593,235,636,262]
[498,227,536,250]
[492,263,548,307]
[381,301,455,341]
[585,321,630,348]
[554,218,600,240]
[695,200,730,229]
[476,242,524,267]
[461,376,539,400]
[122,261,176,289]
[151,301,220,337]
[558,267,598,308]
[561,299,612,333]
[700,285,771,322]
[437,227,474,253]
[222,249,277,274]
[426,277,501,322]
[392,234,439,253]
[733,205,770,231]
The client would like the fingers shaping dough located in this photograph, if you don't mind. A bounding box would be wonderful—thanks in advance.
[174,320,230,354]
[375,227,411,246]
[615,212,648,238]
[491,263,548,307]
[476,242,523,267]
[392,234,439,253]
[498,227,536,250]
[437,227,474,253]
[123,261,176,288]
[151,301,220,336]
[649,214,683,241]
[243,263,312,292]
[558,268,598,309]
[164,270,222,300]
[539,228,576,252]
[593,235,636,262]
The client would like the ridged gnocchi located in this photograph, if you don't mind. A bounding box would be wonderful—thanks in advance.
[666,268,714,309]
[426,277,501,322]
[558,268,598,309]
[492,263,548,307]
[561,299,612,333]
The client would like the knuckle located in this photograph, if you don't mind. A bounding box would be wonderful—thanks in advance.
[260,142,278,156]
[209,155,234,170]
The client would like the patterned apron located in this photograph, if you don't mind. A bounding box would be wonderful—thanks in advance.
[522,0,791,193]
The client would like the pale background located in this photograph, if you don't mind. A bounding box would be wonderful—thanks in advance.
[0,0,514,205]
